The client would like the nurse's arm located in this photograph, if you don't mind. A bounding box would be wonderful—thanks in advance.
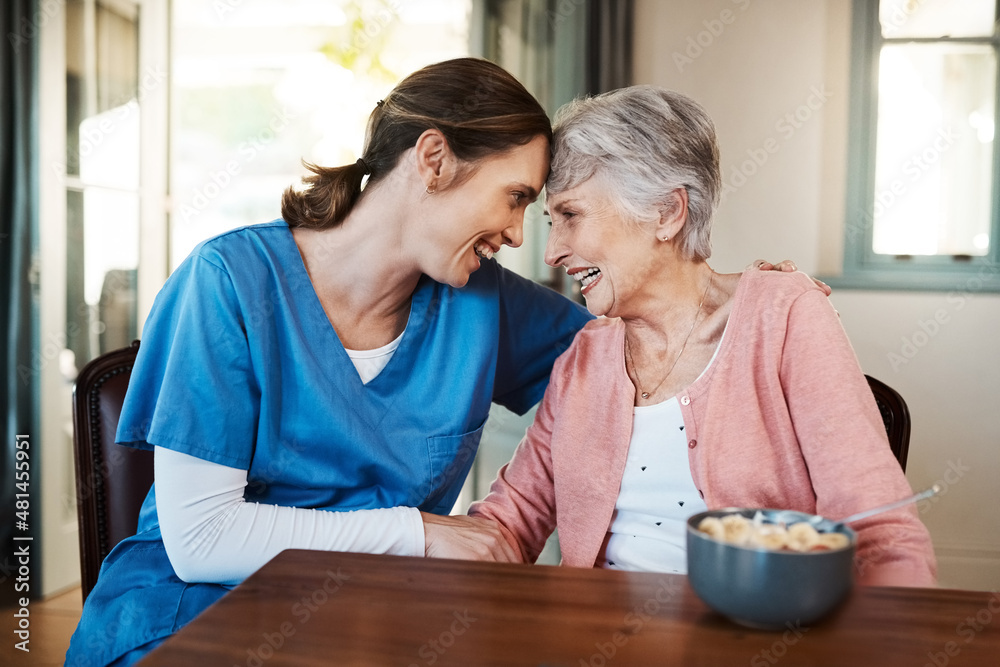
[154,446,425,585]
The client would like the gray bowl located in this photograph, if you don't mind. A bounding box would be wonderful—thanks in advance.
[686,508,856,630]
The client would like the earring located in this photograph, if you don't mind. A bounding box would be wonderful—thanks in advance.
[425,186,435,195]
[660,236,669,242]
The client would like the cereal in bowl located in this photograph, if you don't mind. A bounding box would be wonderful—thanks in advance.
[697,512,850,552]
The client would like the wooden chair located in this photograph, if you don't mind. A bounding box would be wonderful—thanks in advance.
[72,340,153,601]
[865,375,911,472]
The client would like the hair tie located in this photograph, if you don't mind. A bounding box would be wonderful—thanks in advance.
[355,157,371,175]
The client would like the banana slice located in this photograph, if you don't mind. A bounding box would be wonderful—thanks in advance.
[786,522,821,552]
[749,524,789,550]
[697,516,725,540]
[721,514,753,546]
[816,532,850,551]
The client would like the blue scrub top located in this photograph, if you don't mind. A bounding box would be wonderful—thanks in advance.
[66,221,591,666]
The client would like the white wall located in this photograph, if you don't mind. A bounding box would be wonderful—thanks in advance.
[635,0,1000,590]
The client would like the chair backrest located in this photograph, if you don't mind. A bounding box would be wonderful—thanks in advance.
[865,374,911,472]
[72,339,153,601]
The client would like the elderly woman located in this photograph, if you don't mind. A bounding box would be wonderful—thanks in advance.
[469,86,936,586]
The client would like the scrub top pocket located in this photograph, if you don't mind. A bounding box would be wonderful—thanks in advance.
[422,420,487,513]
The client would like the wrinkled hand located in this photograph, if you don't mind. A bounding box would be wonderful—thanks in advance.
[421,513,521,563]
[748,259,832,296]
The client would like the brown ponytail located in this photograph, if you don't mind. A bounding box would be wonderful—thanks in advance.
[281,160,367,229]
[282,58,552,230]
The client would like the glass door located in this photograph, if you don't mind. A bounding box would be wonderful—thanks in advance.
[37,0,168,595]
[65,0,142,368]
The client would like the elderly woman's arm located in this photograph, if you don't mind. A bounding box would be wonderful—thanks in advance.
[467,374,564,563]
[779,287,937,586]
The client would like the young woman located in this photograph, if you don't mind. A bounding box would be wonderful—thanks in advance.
[65,57,593,666]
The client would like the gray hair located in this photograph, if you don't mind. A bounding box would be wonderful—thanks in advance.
[548,85,721,260]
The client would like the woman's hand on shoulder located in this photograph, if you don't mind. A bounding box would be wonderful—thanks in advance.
[421,512,521,563]
[748,259,832,296]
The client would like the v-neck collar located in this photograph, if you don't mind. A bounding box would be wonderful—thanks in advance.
[279,223,432,420]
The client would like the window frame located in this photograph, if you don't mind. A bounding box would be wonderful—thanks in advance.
[839,0,1000,292]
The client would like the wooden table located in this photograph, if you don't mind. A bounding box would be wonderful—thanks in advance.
[142,549,1000,666]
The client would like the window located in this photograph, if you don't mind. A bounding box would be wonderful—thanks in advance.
[169,0,472,269]
[65,0,142,367]
[842,0,1000,290]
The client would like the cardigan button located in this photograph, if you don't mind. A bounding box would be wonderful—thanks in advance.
[688,439,697,449]
[680,395,690,405]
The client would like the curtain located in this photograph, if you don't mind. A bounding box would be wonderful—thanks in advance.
[477,0,635,108]
[477,0,635,100]
[586,0,633,93]
[1,0,39,605]
[475,0,633,289]
[477,0,586,116]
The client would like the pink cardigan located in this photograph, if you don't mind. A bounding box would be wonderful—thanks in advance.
[470,270,937,587]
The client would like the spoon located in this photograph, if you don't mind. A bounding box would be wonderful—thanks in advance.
[767,485,941,527]
[836,484,941,524]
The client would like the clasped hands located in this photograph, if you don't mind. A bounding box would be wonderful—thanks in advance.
[421,512,522,563]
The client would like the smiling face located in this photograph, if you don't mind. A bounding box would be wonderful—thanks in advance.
[418,134,549,288]
[545,176,662,318]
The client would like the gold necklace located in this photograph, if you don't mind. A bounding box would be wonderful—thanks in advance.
[625,274,713,400]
